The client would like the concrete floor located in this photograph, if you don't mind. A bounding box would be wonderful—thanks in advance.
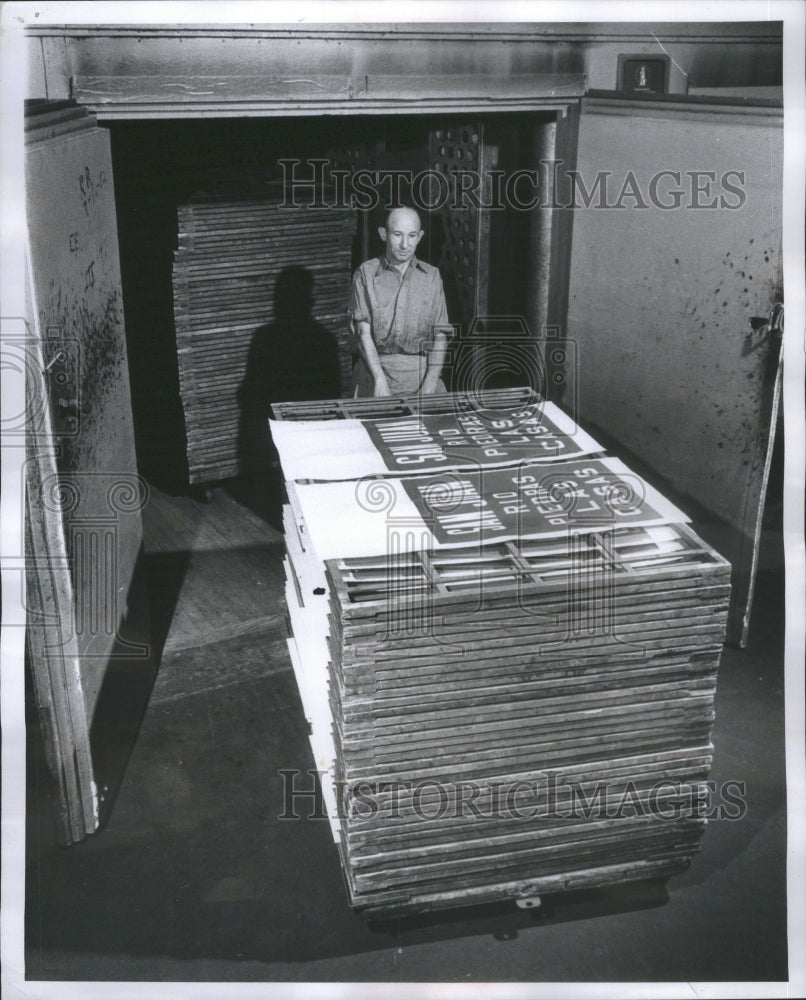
[24,507,790,987]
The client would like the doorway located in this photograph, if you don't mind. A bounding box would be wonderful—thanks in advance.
[106,110,559,658]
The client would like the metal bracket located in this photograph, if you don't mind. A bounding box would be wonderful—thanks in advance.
[515,896,542,910]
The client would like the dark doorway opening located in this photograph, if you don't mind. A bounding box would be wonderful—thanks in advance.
[109,111,556,498]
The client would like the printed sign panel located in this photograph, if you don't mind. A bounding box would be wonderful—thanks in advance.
[270,401,603,481]
[290,456,690,561]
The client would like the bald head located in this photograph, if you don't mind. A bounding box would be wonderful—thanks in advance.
[385,206,421,231]
[379,206,424,269]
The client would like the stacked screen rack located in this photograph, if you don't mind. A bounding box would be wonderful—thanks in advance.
[173,199,357,484]
[271,388,731,919]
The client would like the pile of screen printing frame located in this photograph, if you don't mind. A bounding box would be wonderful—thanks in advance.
[272,388,731,919]
[172,199,356,483]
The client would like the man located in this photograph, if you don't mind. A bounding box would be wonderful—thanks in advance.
[349,206,452,397]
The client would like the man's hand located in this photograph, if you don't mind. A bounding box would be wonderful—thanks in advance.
[374,376,393,397]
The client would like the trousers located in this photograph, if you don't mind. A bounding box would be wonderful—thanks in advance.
[352,353,447,397]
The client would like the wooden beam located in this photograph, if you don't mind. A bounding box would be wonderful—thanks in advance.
[74,74,354,103]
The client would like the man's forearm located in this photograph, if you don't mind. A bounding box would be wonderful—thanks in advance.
[421,330,448,392]
[356,321,391,395]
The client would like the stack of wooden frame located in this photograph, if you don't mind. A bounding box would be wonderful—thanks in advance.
[273,389,731,918]
[172,199,356,483]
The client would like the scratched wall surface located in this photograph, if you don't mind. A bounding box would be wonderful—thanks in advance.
[566,101,782,525]
[26,118,145,720]
[564,99,782,639]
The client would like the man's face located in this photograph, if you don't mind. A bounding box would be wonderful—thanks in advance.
[379,210,423,267]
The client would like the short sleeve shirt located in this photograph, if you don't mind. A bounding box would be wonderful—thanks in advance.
[349,256,451,355]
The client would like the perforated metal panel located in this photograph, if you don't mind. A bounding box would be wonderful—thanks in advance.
[332,141,373,168]
[429,123,493,330]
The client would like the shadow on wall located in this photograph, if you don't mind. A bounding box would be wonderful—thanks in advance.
[237,266,342,476]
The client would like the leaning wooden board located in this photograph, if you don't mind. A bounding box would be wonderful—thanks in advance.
[271,389,730,918]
